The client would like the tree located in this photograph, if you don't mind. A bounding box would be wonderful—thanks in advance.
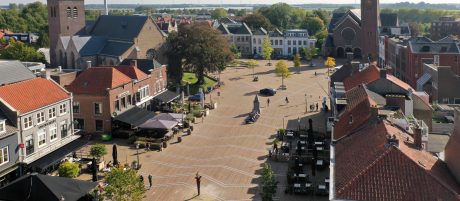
[230,44,241,60]
[243,13,272,30]
[211,8,227,19]
[302,16,325,36]
[293,54,301,73]
[275,60,291,89]
[247,59,258,78]
[314,28,328,49]
[0,41,46,63]
[324,57,336,76]
[261,37,273,64]
[90,144,107,161]
[103,167,145,201]
[305,47,317,66]
[163,31,184,84]
[166,23,233,85]
[36,31,49,48]
[260,164,277,201]
[58,161,80,178]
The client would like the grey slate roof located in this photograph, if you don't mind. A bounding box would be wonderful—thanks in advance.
[89,15,149,41]
[0,60,36,85]
[253,27,267,35]
[72,36,107,57]
[328,10,399,33]
[60,36,71,49]
[0,110,17,140]
[269,29,283,37]
[328,12,346,33]
[99,40,134,57]
[409,40,460,53]
[119,59,164,74]
[219,23,252,35]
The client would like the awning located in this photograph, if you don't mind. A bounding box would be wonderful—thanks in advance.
[154,113,185,122]
[113,107,156,127]
[28,138,88,172]
[154,90,180,104]
[139,119,178,130]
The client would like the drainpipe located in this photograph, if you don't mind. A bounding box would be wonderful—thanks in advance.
[329,126,336,200]
[17,114,24,176]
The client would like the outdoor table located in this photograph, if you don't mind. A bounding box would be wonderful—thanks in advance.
[318,185,326,190]
[306,183,312,187]
[298,174,306,178]
[300,141,306,145]
[298,163,303,167]
[294,183,301,188]
[316,147,324,151]
[282,153,289,156]
[325,179,330,183]
[285,133,294,137]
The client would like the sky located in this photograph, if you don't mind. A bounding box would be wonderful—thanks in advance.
[3,0,460,5]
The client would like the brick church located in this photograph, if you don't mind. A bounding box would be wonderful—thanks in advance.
[47,0,165,69]
[323,0,399,61]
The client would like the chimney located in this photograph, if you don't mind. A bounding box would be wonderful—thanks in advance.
[413,126,422,149]
[380,67,387,78]
[45,70,51,80]
[386,134,400,147]
[104,0,109,15]
[86,61,92,69]
[130,60,137,68]
[346,52,353,63]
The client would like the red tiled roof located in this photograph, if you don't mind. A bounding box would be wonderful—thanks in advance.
[333,85,375,140]
[115,66,147,80]
[66,67,131,95]
[0,78,70,114]
[387,74,413,91]
[445,108,460,184]
[343,65,380,91]
[335,121,460,200]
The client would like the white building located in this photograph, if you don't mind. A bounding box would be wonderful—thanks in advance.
[250,28,316,58]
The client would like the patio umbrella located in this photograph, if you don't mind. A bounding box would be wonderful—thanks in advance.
[139,119,178,130]
[112,144,118,166]
[92,158,98,182]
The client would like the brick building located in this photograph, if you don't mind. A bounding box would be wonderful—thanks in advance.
[66,60,167,133]
[47,0,165,69]
[430,16,460,40]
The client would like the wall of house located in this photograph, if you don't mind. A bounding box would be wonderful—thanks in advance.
[406,52,460,88]
[73,94,111,133]
[437,66,460,104]
[51,72,78,87]
[332,17,362,58]
[232,34,252,56]
[0,133,19,173]
[19,98,74,164]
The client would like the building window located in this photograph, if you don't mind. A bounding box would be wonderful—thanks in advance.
[127,95,132,105]
[48,108,56,119]
[75,118,84,130]
[114,100,120,111]
[258,39,261,44]
[73,102,80,113]
[0,146,8,165]
[38,129,46,147]
[349,115,353,124]
[275,40,278,45]
[23,116,33,130]
[293,40,297,46]
[253,38,256,44]
[59,103,67,115]
[25,136,34,155]
[60,120,68,138]
[288,40,291,45]
[121,97,127,108]
[138,86,150,100]
[72,7,78,19]
[0,120,5,133]
[303,41,307,46]
[280,40,283,45]
[94,103,103,115]
[288,47,291,54]
[50,124,57,142]
[95,120,103,132]
[36,111,45,125]
[66,7,71,18]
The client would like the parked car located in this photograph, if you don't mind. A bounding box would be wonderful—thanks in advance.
[259,88,277,96]
[188,93,203,101]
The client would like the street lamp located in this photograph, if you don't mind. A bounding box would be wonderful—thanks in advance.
[136,143,140,169]
[297,117,300,131]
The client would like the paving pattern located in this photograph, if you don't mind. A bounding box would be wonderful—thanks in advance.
[112,60,329,201]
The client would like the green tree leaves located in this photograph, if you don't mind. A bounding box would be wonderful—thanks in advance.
[103,168,146,201]
[58,161,80,178]
[0,41,46,63]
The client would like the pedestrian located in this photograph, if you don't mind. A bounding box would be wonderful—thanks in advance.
[190,125,194,131]
[195,172,202,195]
[146,142,150,151]
[148,175,153,189]
[267,98,270,107]
[202,115,205,123]
[316,103,319,111]
[314,71,317,76]
[140,175,144,183]
[285,97,289,104]
[273,142,278,154]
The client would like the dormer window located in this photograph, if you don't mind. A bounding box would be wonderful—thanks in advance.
[0,120,5,133]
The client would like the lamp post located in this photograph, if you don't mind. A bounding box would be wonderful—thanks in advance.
[305,94,308,113]
[136,143,140,169]
[297,117,300,131]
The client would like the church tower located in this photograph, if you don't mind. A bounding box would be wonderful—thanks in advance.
[361,0,380,61]
[47,0,86,67]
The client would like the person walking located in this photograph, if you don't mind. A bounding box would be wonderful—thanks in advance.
[316,103,319,111]
[139,175,144,183]
[195,172,202,195]
[267,98,270,107]
[285,97,289,104]
[148,175,153,189]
